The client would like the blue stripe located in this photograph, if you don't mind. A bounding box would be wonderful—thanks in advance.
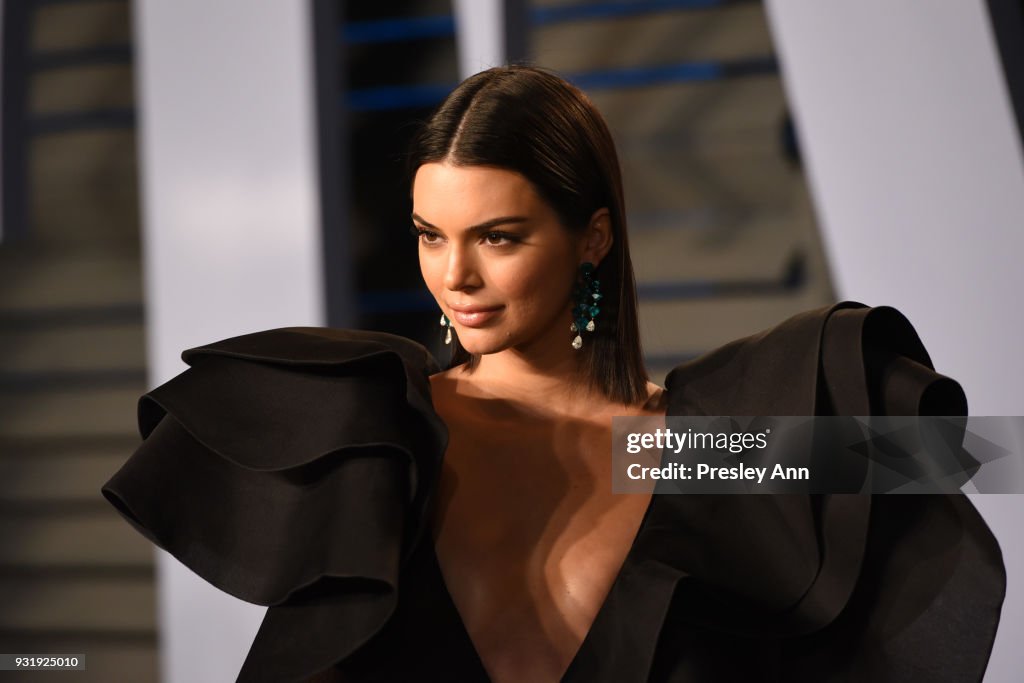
[343,1,749,45]
[347,82,457,112]
[343,15,456,45]
[569,61,721,89]
[346,58,772,111]
[533,0,730,25]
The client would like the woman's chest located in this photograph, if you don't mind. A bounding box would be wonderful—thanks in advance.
[428,413,652,681]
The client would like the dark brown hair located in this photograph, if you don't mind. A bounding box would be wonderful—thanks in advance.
[407,65,648,406]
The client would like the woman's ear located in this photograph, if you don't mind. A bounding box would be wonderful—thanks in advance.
[580,208,614,267]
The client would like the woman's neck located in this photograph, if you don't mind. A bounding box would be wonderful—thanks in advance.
[458,341,602,418]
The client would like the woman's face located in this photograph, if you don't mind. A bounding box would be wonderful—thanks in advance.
[412,162,583,357]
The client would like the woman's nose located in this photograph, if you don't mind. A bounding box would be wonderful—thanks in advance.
[443,244,482,291]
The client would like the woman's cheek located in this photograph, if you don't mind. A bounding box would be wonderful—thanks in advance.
[420,253,445,294]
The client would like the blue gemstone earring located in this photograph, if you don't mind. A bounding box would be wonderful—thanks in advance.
[570,262,602,349]
[439,312,452,345]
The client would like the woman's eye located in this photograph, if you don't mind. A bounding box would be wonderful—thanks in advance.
[410,226,442,245]
[483,232,516,246]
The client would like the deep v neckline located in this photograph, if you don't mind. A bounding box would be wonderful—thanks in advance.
[427,489,659,682]
[422,371,669,681]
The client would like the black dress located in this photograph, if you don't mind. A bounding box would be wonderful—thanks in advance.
[101,301,1006,682]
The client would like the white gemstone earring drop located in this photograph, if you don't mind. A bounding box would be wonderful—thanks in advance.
[440,312,452,345]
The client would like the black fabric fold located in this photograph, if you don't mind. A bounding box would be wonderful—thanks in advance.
[629,301,1006,682]
[101,327,448,682]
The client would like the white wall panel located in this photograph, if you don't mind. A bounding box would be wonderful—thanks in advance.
[765,2,1024,680]
[453,0,505,78]
[134,1,323,681]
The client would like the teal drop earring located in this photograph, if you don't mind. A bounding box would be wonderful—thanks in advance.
[439,312,452,345]
[570,262,602,349]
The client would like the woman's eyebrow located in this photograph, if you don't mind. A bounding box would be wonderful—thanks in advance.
[410,213,529,232]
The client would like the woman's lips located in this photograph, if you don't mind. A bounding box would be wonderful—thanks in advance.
[449,306,502,327]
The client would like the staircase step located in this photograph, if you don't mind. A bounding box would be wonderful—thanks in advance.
[0,448,139,505]
[33,1,132,53]
[596,77,789,150]
[31,129,141,245]
[631,208,803,283]
[0,575,153,631]
[621,148,796,221]
[0,246,142,312]
[535,2,773,73]
[1,322,145,374]
[639,290,834,362]
[0,508,152,568]
[32,63,135,115]
[0,386,141,438]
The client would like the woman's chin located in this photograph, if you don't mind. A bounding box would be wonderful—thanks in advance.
[453,329,509,356]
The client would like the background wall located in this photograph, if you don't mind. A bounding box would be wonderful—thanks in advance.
[764,1,1024,680]
[133,1,326,680]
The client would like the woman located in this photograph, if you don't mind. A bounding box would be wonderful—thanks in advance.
[102,66,1005,682]
[410,66,667,682]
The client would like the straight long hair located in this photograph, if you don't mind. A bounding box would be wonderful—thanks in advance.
[407,65,649,406]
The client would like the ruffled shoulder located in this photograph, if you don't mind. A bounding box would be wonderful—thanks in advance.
[621,301,1005,681]
[101,327,447,682]
[664,299,966,416]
